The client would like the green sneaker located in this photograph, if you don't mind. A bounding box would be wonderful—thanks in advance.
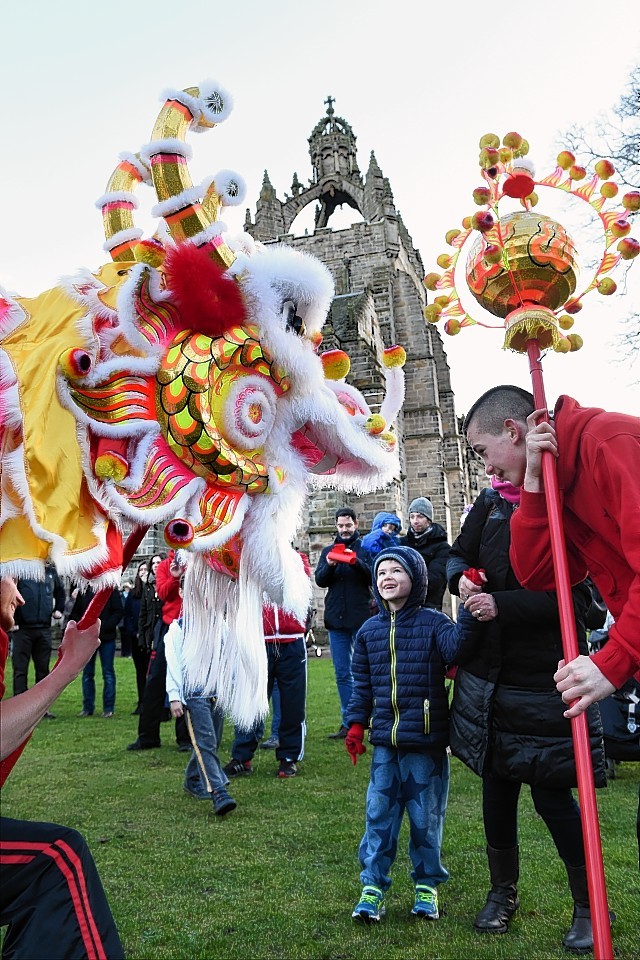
[412,884,439,919]
[352,885,385,923]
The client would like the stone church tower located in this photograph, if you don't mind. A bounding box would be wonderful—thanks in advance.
[244,98,484,613]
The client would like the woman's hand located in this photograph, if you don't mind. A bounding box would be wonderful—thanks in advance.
[464,593,498,622]
[458,571,486,602]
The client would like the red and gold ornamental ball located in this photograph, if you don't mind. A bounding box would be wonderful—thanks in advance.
[423,131,639,354]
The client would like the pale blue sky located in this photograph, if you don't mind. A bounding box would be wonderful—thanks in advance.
[2,0,638,413]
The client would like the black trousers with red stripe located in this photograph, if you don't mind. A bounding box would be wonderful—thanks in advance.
[0,817,124,960]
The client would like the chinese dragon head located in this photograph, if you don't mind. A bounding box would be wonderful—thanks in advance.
[0,81,405,724]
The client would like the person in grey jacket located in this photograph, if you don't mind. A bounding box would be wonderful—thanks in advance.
[399,497,450,610]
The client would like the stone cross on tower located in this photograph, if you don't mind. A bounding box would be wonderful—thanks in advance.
[324,95,335,116]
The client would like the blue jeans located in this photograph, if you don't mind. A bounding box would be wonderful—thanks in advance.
[359,746,450,892]
[328,629,356,724]
[82,641,116,714]
[184,698,228,797]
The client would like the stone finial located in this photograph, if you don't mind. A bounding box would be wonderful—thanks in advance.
[324,95,335,116]
[368,151,382,176]
[260,169,277,201]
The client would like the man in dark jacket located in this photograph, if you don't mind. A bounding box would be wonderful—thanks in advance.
[315,507,372,738]
[400,498,450,611]
[12,567,66,717]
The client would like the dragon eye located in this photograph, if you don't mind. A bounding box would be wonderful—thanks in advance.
[282,300,305,337]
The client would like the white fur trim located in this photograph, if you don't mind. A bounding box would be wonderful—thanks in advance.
[160,87,202,118]
[195,79,234,125]
[187,492,250,551]
[379,364,405,426]
[151,186,204,219]
[0,288,28,340]
[224,232,256,258]
[209,170,247,207]
[117,151,152,183]
[181,552,268,726]
[0,559,47,581]
[240,244,334,336]
[103,472,205,527]
[189,222,229,248]
[160,83,233,128]
[139,138,193,163]
[103,227,144,253]
[115,263,171,355]
[56,370,161,441]
[94,191,140,210]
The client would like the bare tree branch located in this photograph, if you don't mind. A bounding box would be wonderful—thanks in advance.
[559,64,640,362]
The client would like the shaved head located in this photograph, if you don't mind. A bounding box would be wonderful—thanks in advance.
[464,385,535,437]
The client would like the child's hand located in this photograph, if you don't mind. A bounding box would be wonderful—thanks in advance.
[170,700,184,719]
[345,723,366,765]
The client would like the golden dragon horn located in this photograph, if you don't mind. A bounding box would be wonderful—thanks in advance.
[139,81,242,270]
[96,152,152,262]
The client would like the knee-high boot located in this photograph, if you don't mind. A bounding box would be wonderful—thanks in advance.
[562,862,616,953]
[474,845,520,934]
[563,864,592,953]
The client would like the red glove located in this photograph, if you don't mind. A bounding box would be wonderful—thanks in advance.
[345,723,367,765]
[327,543,358,565]
[464,567,486,586]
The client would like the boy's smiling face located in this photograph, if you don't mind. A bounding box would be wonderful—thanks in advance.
[376,560,412,611]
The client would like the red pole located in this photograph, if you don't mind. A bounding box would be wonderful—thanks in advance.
[77,526,149,629]
[526,340,613,960]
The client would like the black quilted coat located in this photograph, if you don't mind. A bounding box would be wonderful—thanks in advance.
[447,488,605,788]
[346,546,479,750]
[315,531,372,631]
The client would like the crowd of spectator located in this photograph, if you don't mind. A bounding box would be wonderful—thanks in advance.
[2,478,637,953]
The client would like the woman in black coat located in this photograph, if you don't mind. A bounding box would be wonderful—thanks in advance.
[131,554,165,713]
[447,480,605,952]
[125,560,151,714]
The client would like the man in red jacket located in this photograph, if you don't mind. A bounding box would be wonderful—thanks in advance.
[464,385,640,718]
[224,553,312,779]
[0,576,124,959]
[127,550,190,751]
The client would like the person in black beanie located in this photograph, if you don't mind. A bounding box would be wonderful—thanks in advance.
[400,498,450,611]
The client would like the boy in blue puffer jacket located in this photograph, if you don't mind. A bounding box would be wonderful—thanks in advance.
[345,546,478,924]
[360,512,402,566]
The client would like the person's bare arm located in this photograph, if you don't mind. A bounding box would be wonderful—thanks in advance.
[0,619,100,759]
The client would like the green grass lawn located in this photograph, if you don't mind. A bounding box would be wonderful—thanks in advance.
[2,656,638,959]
